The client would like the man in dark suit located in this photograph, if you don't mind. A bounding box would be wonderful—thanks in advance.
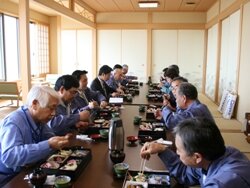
[71,70,107,113]
[90,65,119,100]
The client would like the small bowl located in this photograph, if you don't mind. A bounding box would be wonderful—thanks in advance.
[113,162,129,177]
[99,129,109,138]
[110,151,125,164]
[127,136,138,144]
[89,134,101,140]
[54,175,71,188]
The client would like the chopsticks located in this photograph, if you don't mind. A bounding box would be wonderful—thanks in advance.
[139,158,146,175]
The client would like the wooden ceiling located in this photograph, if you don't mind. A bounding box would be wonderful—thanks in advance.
[81,0,218,13]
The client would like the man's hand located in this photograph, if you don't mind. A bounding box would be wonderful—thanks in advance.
[48,133,86,150]
[79,110,90,121]
[140,142,167,160]
[100,101,108,108]
[88,101,99,109]
[76,121,89,129]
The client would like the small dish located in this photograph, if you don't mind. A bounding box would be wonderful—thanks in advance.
[54,175,71,188]
[89,134,101,140]
[113,162,129,177]
[127,136,138,144]
[94,118,105,124]
[99,129,109,138]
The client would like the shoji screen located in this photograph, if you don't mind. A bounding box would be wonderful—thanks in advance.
[237,2,250,122]
[178,30,205,92]
[61,30,93,79]
[121,30,147,82]
[152,30,178,83]
[205,24,218,100]
[219,10,240,100]
[98,30,147,82]
[97,30,121,67]
[152,30,204,91]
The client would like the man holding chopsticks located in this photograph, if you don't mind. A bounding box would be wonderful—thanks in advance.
[140,117,250,188]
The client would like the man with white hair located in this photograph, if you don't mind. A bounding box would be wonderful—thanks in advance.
[106,64,124,94]
[0,86,85,186]
[120,64,138,86]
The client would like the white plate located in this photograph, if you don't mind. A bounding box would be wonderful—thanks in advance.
[124,180,148,188]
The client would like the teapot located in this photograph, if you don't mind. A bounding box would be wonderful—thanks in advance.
[109,117,125,163]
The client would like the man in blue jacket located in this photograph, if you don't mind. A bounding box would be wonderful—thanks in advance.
[160,82,214,129]
[0,86,86,186]
[141,117,250,188]
[48,75,90,136]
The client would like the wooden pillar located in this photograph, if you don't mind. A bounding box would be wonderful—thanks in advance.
[147,12,152,79]
[50,16,61,73]
[92,29,97,77]
[19,0,31,103]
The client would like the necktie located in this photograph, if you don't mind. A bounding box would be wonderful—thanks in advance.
[101,81,108,98]
[66,104,71,115]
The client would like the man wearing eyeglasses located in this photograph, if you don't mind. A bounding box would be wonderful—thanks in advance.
[48,75,90,136]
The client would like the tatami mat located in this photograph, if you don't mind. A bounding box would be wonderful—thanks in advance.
[215,118,243,132]
[222,132,250,153]
[198,93,222,118]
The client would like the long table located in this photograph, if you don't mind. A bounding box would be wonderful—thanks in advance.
[123,84,163,106]
[3,84,183,188]
[3,105,169,188]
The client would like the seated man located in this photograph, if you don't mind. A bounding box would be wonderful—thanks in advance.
[71,70,107,112]
[120,64,138,86]
[48,75,90,136]
[162,76,188,112]
[106,64,124,94]
[90,65,119,100]
[141,117,250,188]
[160,67,179,94]
[0,86,85,186]
[160,82,214,129]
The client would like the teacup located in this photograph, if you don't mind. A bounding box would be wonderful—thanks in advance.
[139,105,145,113]
[133,116,142,125]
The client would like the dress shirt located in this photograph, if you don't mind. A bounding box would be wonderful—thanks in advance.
[48,101,80,136]
[159,147,250,188]
[162,100,214,130]
[0,106,54,185]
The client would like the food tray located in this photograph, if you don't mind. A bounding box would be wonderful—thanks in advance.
[86,118,110,135]
[40,148,92,180]
[138,121,166,140]
[146,94,163,102]
[148,89,162,94]
[123,170,171,188]
[145,105,161,119]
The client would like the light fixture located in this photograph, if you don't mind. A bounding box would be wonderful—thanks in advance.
[138,1,159,8]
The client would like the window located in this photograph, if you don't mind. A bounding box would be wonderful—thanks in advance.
[30,22,49,76]
[3,15,19,81]
[0,14,49,80]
